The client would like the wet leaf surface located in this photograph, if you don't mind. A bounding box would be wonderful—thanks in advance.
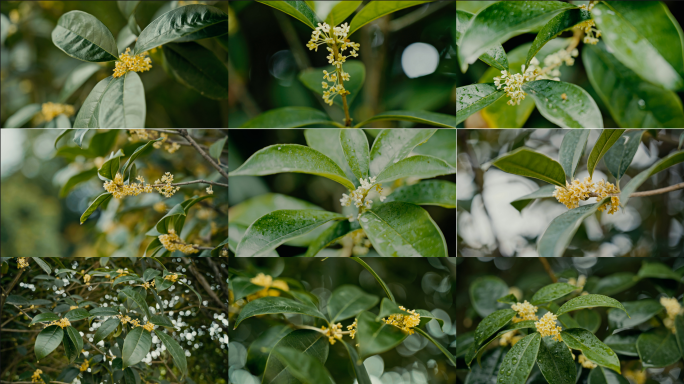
[523,80,603,128]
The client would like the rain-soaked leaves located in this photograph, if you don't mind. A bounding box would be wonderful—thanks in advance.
[457,11,509,73]
[474,309,516,345]
[637,328,681,368]
[381,180,456,208]
[558,130,590,181]
[522,80,603,128]
[603,131,644,181]
[588,367,630,384]
[457,84,506,125]
[525,8,591,67]
[530,283,579,305]
[562,328,621,373]
[374,155,455,184]
[465,348,506,384]
[234,297,327,329]
[368,129,436,177]
[556,294,628,316]
[496,332,541,384]
[603,333,639,357]
[536,336,576,384]
[608,300,662,329]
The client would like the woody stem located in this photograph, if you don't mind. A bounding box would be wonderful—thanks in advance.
[332,42,352,127]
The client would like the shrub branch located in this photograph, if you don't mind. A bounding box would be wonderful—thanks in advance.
[176,129,229,180]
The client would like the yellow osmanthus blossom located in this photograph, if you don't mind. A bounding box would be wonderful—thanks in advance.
[47,318,71,329]
[535,312,563,342]
[206,185,213,195]
[113,48,152,78]
[83,274,92,285]
[141,322,155,332]
[499,330,519,346]
[567,275,587,288]
[41,102,75,122]
[17,257,29,269]
[155,172,181,198]
[321,323,344,345]
[79,360,89,372]
[575,19,601,45]
[347,318,358,339]
[158,229,199,254]
[142,280,155,290]
[70,306,78,310]
[553,177,620,214]
[511,301,538,323]
[153,201,167,213]
[152,133,182,154]
[660,297,683,333]
[624,368,647,384]
[383,306,421,335]
[578,354,597,369]
[31,369,44,384]
[220,249,228,257]
[117,315,132,324]
[164,273,179,283]
[103,173,154,199]
[247,273,290,300]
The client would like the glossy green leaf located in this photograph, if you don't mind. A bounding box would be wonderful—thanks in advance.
[89,307,120,317]
[415,309,445,328]
[112,275,141,287]
[29,313,61,326]
[375,297,408,321]
[458,1,574,71]
[530,283,579,305]
[592,2,684,91]
[80,192,113,224]
[256,0,319,30]
[133,5,228,54]
[537,198,609,257]
[230,144,355,190]
[150,315,174,328]
[35,325,64,361]
[3,104,41,128]
[637,328,681,368]
[465,348,506,384]
[121,138,161,178]
[359,202,447,257]
[603,131,643,181]
[299,61,365,107]
[273,347,335,384]
[523,80,603,128]
[98,152,122,181]
[355,110,456,128]
[163,42,228,100]
[65,326,83,363]
[620,150,684,206]
[154,276,173,292]
[229,193,322,226]
[62,328,79,364]
[457,84,505,125]
[588,367,629,384]
[236,210,345,257]
[368,129,436,177]
[263,330,329,384]
[240,106,335,128]
[246,326,293,375]
[64,308,91,321]
[608,300,662,329]
[525,8,591,67]
[119,287,151,319]
[537,335,577,384]
[124,367,140,384]
[411,129,455,167]
[305,129,358,186]
[59,168,97,198]
[592,272,638,296]
[357,311,408,359]
[556,294,628,316]
[340,129,369,182]
[575,309,601,333]
[562,328,620,372]
[375,155,455,184]
[211,237,229,258]
[325,1,362,26]
[209,136,227,165]
[328,285,378,323]
[52,11,118,62]
[59,63,101,103]
[489,147,566,187]
[474,309,516,345]
[122,327,152,370]
[497,332,541,384]
[31,258,51,275]
[173,22,226,43]
[457,11,509,72]
[382,180,455,208]
[603,333,639,357]
[230,277,263,302]
[587,130,626,177]
[348,1,429,36]
[73,76,116,128]
[509,184,556,212]
[98,71,146,128]
[470,276,508,318]
[583,42,684,128]
[497,294,518,305]
[340,340,370,384]
[559,130,591,181]
[234,297,327,329]
[155,330,188,378]
[637,262,681,281]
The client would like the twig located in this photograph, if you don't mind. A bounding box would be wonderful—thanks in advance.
[206,258,230,300]
[585,183,684,198]
[0,269,24,318]
[144,129,179,135]
[149,180,228,188]
[181,258,229,313]
[85,337,106,355]
[0,329,40,333]
[162,357,180,383]
[539,258,557,283]
[177,130,230,180]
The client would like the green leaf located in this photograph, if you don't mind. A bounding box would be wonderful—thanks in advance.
[162,42,228,100]
[583,42,684,128]
[603,131,644,181]
[64,326,83,363]
[229,193,322,226]
[510,184,557,212]
[230,277,263,301]
[592,272,638,296]
[124,368,140,384]
[382,180,455,208]
[65,308,91,322]
[230,144,356,190]
[348,1,430,36]
[119,288,151,319]
[35,325,64,361]
[234,297,327,329]
[305,129,358,187]
[637,262,681,281]
[586,129,626,178]
[375,297,408,321]
[637,328,681,368]
[98,71,146,128]
[592,2,684,91]
[117,25,138,52]
[470,276,508,318]
[98,153,122,181]
[675,315,684,360]
[29,313,61,326]
[415,309,445,328]
[457,11,509,73]
[530,283,579,305]
[575,309,601,333]
[556,294,628,317]
[63,328,79,364]
[236,210,345,257]
[118,1,140,19]
[357,311,408,359]
[356,110,456,128]
[299,61,365,108]
[522,80,603,128]
[51,10,118,62]
[262,330,329,384]
[89,129,120,157]
[603,333,639,357]
[3,104,41,128]
[150,315,174,328]
[211,237,229,258]
[458,1,575,71]
[414,327,456,366]
[246,326,293,375]
[489,147,566,187]
[303,218,352,257]
[154,330,188,378]
[112,275,140,287]
[608,300,662,329]
[536,335,577,384]
[537,198,610,258]
[359,202,448,257]
[351,258,396,303]
[465,348,506,384]
[240,107,335,128]
[525,8,591,67]
[60,168,97,198]
[340,129,370,182]
[588,367,630,384]
[375,155,455,184]
[120,138,162,178]
[369,129,435,177]
[497,294,518,305]
[154,277,173,292]
[209,137,227,165]
[340,340,371,384]
[474,309,516,345]
[559,130,591,181]
[325,1,362,26]
[328,285,378,323]
[59,63,101,103]
[122,327,152,370]
[456,84,505,125]
[89,307,120,317]
[272,347,335,384]
[31,257,52,275]
[497,332,541,384]
[562,328,620,372]
[54,129,71,148]
[134,5,227,54]
[73,76,116,128]
[411,129,456,167]
[620,150,684,206]
[256,0,319,30]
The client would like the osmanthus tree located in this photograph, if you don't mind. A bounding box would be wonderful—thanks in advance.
[2,1,228,129]
[228,129,456,257]
[235,0,457,128]
[458,259,684,384]
[54,128,228,258]
[229,258,455,384]
[0,256,229,384]
[456,1,684,128]
[479,129,684,257]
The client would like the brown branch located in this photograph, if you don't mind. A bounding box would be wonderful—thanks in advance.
[206,258,230,300]
[584,183,684,199]
[181,258,228,314]
[0,269,24,319]
[149,180,228,188]
[162,357,180,383]
[176,130,229,180]
[539,258,557,283]
[85,336,106,355]
[0,329,40,333]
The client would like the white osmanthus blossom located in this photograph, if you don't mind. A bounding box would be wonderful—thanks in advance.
[339,176,386,221]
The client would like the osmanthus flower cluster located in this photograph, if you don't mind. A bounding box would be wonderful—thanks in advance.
[113,48,152,78]
[660,297,683,333]
[128,129,181,154]
[340,176,386,221]
[553,176,620,214]
[158,229,199,254]
[577,1,602,45]
[40,102,75,122]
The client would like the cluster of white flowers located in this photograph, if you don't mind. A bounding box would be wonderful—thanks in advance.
[494,70,527,106]
[340,177,386,220]
[19,282,36,291]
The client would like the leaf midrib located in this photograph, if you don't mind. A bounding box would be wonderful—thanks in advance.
[245,215,341,257]
[361,210,424,257]
[56,24,117,60]
[267,333,324,383]
[123,328,146,368]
